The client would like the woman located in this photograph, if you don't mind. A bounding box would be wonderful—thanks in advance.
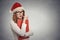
[10,2,33,40]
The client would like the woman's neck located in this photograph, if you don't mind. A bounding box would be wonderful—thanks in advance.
[17,18,22,20]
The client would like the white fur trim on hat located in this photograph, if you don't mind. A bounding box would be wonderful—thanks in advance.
[10,7,24,13]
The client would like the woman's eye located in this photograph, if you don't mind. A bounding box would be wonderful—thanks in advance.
[16,11,24,13]
[20,11,23,13]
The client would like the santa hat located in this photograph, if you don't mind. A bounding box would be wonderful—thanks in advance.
[10,2,24,13]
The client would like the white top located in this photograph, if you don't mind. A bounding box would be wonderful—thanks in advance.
[9,20,33,40]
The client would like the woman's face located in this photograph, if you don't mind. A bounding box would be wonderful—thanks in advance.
[16,10,24,19]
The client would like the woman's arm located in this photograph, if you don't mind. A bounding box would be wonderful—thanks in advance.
[10,20,26,36]
[22,16,33,37]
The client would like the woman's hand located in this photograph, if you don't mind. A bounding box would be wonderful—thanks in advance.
[24,32,33,37]
[23,16,28,23]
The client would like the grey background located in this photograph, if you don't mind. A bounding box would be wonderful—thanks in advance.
[0,0,60,40]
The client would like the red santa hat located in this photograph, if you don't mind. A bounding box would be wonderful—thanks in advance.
[10,2,24,13]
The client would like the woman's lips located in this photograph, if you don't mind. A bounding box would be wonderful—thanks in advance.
[20,16,24,17]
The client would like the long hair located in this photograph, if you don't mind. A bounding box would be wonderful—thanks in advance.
[12,10,25,23]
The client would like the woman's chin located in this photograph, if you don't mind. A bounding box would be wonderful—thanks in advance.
[18,17,22,19]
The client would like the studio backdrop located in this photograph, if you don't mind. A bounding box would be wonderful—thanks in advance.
[0,0,60,40]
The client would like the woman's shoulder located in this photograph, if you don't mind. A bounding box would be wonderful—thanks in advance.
[9,19,15,25]
[9,19,17,27]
